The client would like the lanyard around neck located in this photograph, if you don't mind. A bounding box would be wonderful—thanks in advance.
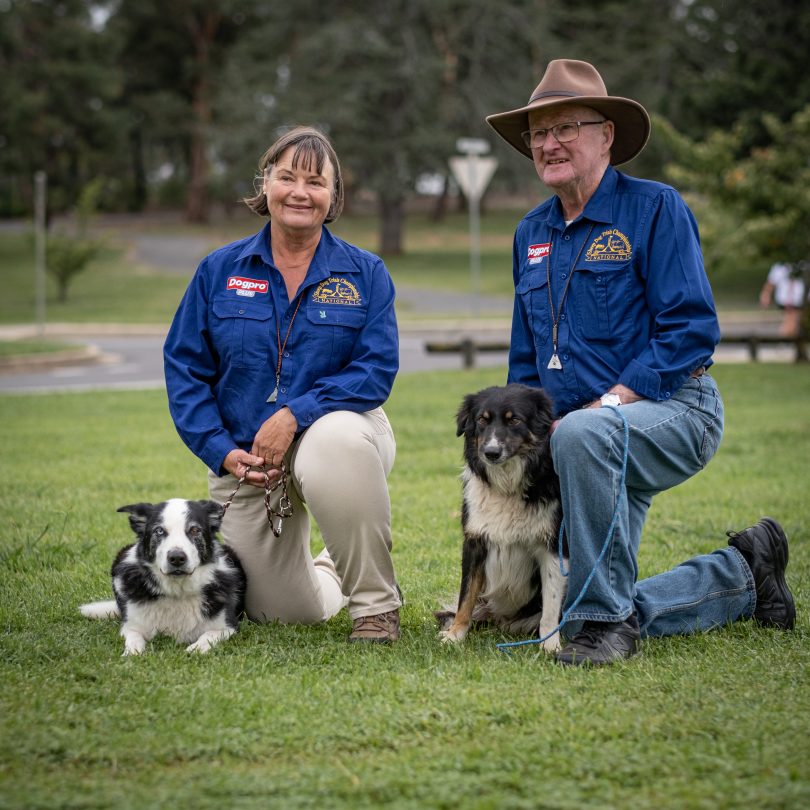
[546,224,594,369]
[267,293,303,403]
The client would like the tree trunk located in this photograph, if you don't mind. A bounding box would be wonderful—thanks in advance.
[431,174,449,223]
[129,126,147,211]
[184,11,220,224]
[186,117,209,223]
[379,193,404,256]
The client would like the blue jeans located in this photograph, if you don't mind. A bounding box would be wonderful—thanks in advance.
[550,375,756,638]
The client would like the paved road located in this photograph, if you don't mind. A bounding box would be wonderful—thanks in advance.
[0,325,512,394]
[0,227,792,394]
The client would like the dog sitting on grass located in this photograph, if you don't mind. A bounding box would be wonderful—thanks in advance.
[80,499,246,656]
[438,384,568,652]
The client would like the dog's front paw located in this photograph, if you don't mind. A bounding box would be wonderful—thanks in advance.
[122,631,146,656]
[439,626,468,644]
[186,628,234,654]
[540,630,561,654]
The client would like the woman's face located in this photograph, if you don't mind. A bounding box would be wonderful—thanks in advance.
[263,147,335,236]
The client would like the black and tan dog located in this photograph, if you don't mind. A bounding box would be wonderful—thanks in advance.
[438,384,568,652]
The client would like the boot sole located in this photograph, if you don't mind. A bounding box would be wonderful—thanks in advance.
[756,517,796,630]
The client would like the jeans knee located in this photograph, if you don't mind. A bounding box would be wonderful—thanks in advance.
[551,410,605,466]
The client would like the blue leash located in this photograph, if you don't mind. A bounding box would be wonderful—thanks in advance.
[496,404,630,652]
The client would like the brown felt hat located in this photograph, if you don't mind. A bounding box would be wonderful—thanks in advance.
[486,59,651,165]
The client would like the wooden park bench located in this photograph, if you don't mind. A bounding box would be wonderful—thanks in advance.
[425,332,808,367]
[717,331,807,362]
[424,337,510,368]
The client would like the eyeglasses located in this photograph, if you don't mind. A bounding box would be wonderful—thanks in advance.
[520,120,606,149]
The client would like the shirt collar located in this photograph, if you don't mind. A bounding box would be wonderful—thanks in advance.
[235,223,360,282]
[543,165,618,229]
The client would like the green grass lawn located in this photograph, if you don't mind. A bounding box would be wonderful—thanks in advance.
[0,338,74,357]
[1,363,808,809]
[0,208,764,329]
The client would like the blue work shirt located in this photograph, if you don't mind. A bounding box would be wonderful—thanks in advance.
[164,223,399,475]
[508,166,720,417]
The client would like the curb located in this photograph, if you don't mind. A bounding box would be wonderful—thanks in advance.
[0,344,121,374]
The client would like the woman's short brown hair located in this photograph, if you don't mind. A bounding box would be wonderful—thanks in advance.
[243,126,344,223]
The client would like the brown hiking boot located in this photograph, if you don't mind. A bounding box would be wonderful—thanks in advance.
[348,609,400,644]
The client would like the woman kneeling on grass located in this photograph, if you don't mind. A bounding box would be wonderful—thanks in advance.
[164,126,402,643]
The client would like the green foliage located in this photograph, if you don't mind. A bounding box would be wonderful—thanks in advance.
[655,105,810,301]
[44,177,106,303]
[3,0,810,258]
[0,0,122,215]
[665,0,810,142]
[45,234,101,303]
[0,365,809,808]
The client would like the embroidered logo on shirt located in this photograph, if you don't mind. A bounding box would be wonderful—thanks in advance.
[227,276,269,297]
[585,229,632,261]
[528,243,551,265]
[312,277,362,305]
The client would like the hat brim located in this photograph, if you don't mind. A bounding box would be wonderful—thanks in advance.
[486,96,650,166]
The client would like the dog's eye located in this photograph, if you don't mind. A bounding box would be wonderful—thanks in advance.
[189,526,202,537]
[152,527,165,538]
[477,415,489,426]
[508,417,522,426]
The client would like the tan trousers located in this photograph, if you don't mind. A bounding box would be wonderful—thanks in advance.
[208,408,400,624]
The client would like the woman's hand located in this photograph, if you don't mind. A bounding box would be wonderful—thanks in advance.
[251,407,298,482]
[223,448,267,487]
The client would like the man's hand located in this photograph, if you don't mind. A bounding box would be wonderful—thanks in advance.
[585,384,643,409]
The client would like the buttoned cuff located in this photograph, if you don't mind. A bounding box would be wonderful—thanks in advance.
[285,394,325,431]
[203,433,240,477]
[618,359,663,401]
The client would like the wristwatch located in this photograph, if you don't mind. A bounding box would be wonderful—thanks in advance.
[600,393,622,407]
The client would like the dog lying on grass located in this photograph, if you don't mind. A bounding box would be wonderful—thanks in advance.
[80,499,246,656]
[438,384,568,652]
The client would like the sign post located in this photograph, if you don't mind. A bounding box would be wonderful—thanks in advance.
[449,139,497,316]
[34,171,47,336]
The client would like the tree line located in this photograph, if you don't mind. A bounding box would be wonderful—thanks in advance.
[1,0,808,264]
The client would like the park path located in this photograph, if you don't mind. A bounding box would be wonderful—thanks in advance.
[1,223,792,394]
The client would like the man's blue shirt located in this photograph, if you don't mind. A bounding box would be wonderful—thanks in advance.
[164,223,399,474]
[508,166,720,417]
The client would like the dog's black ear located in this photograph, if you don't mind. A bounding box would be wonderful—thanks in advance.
[528,387,554,432]
[198,500,224,534]
[117,503,154,537]
[456,393,478,437]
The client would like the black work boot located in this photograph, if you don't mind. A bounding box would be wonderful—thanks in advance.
[555,614,641,667]
[728,517,796,630]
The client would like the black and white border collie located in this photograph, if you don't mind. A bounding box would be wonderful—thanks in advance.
[438,384,568,653]
[80,499,246,656]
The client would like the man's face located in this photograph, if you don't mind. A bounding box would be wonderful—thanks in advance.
[527,104,613,193]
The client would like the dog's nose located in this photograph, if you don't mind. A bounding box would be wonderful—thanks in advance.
[167,548,188,568]
[483,447,502,462]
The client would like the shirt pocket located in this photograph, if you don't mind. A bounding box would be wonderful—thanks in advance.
[211,297,273,369]
[572,261,632,341]
[304,305,368,376]
[515,268,550,344]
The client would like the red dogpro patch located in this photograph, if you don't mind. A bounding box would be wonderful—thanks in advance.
[227,276,269,297]
[528,243,551,265]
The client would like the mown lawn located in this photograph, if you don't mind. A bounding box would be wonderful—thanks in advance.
[0,208,764,330]
[0,363,808,809]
